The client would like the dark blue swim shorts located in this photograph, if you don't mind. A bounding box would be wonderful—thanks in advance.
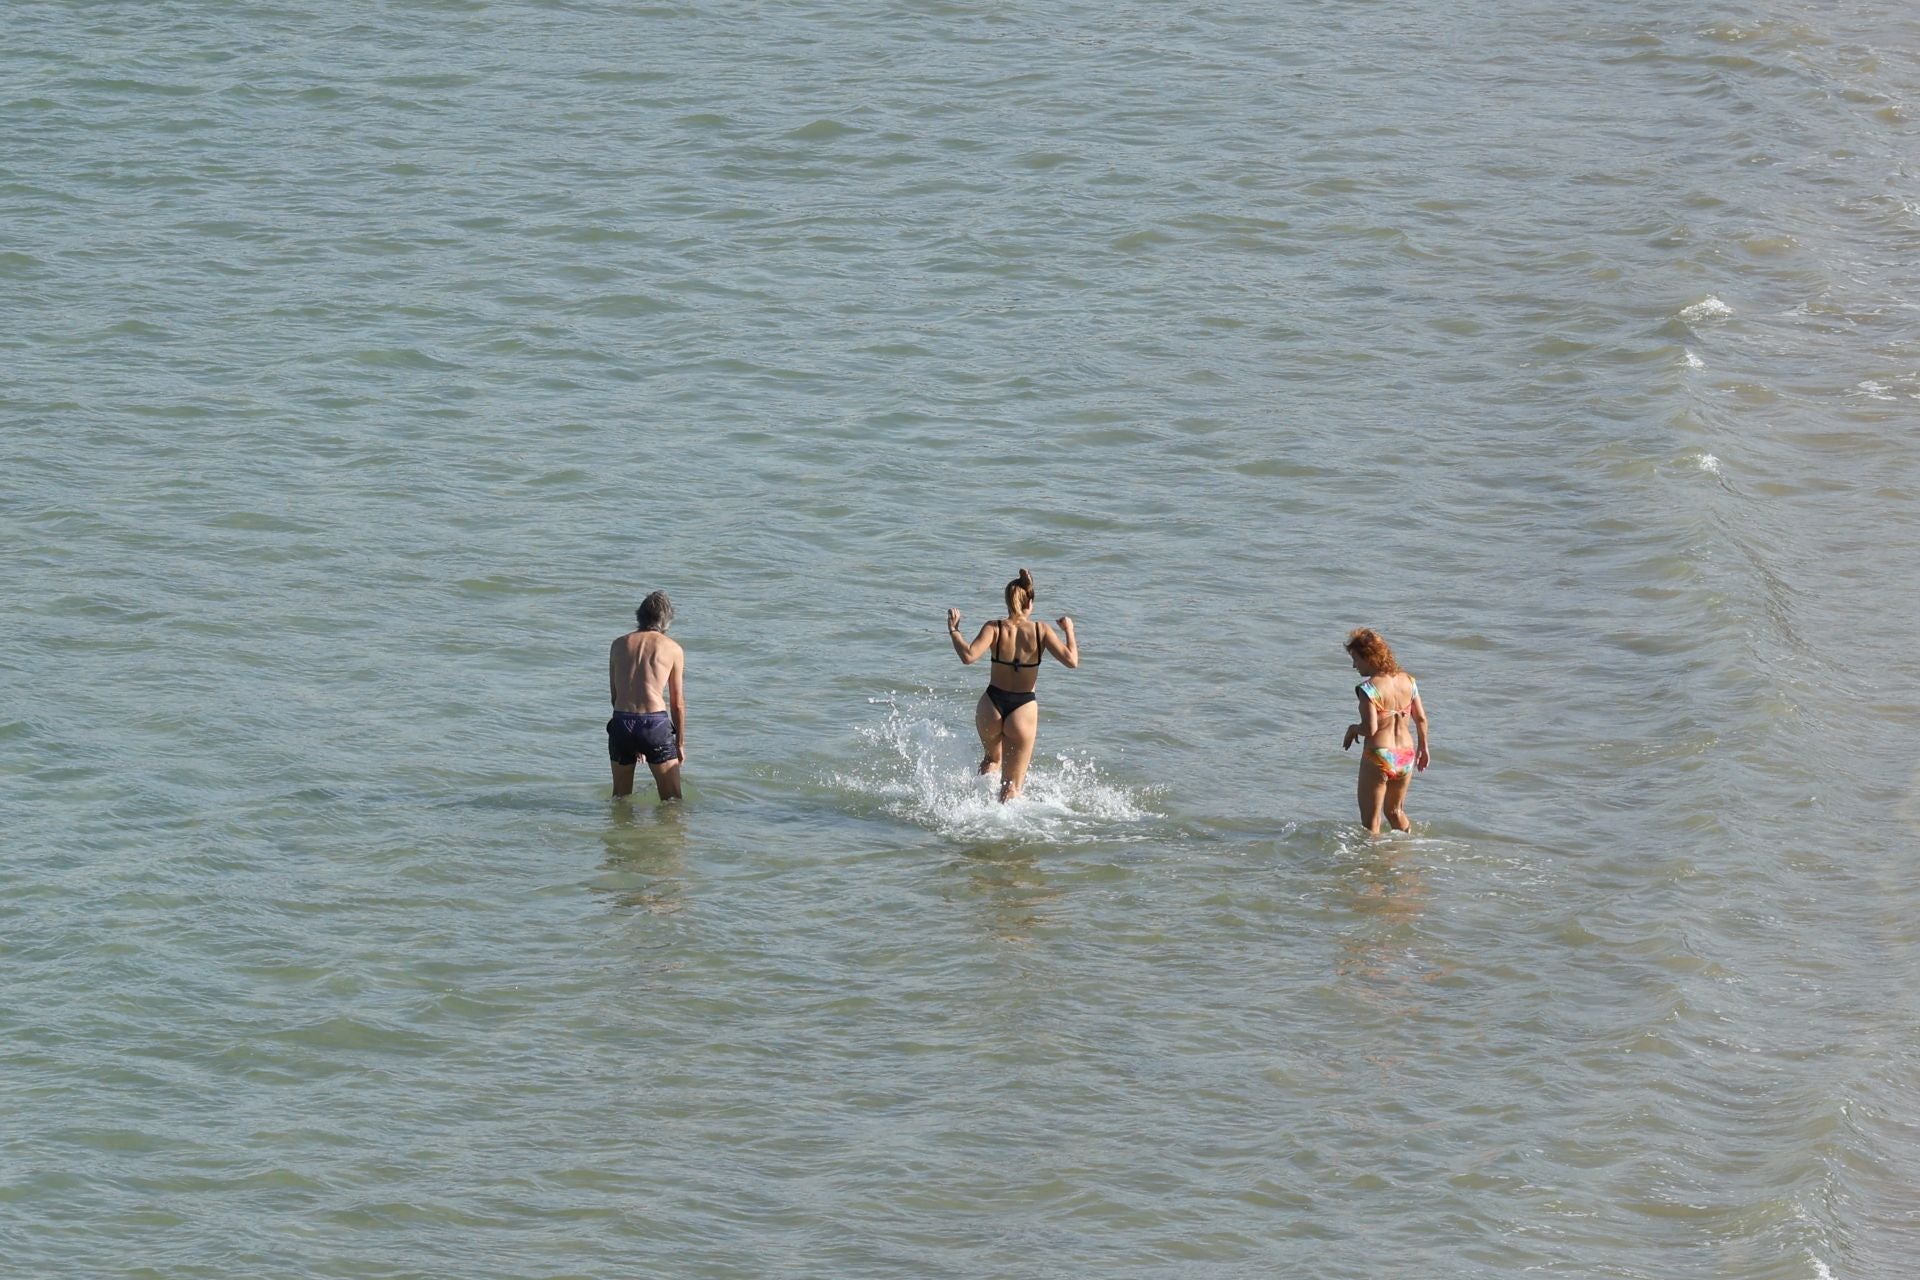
[607,711,678,766]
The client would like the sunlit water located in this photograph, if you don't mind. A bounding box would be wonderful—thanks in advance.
[5,0,1920,1275]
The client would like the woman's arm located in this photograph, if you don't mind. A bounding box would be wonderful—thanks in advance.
[1355,689,1379,741]
[947,611,994,664]
[1411,693,1429,769]
[1040,616,1079,668]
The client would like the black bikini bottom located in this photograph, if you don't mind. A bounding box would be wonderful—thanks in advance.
[986,686,1037,718]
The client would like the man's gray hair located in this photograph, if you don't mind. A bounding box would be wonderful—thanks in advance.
[636,590,674,632]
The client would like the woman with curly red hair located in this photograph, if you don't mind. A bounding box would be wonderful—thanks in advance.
[1342,628,1430,833]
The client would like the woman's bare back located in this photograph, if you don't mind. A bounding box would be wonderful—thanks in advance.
[1360,671,1418,750]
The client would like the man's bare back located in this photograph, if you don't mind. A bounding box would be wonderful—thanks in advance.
[606,591,685,800]
[609,630,682,713]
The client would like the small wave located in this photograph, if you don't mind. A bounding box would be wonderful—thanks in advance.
[1849,379,1898,402]
[1683,349,1704,369]
[830,694,1149,843]
[1679,296,1733,323]
[787,119,856,141]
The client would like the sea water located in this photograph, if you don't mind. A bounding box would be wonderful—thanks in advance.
[5,0,1920,1275]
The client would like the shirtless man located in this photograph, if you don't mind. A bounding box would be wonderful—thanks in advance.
[607,591,686,800]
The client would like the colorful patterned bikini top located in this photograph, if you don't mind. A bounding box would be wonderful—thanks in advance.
[1358,676,1418,721]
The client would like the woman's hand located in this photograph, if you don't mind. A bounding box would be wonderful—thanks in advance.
[1416,745,1430,771]
[947,608,962,631]
[1342,724,1361,750]
[1057,614,1074,631]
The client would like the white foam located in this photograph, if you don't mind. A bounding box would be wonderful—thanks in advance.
[1683,349,1705,369]
[1812,1258,1835,1280]
[1850,379,1896,401]
[1698,453,1721,473]
[1680,295,1733,323]
[835,693,1149,842]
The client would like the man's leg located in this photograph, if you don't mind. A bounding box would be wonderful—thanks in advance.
[612,761,637,798]
[648,758,682,802]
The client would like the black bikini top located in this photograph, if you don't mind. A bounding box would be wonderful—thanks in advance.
[991,619,1044,670]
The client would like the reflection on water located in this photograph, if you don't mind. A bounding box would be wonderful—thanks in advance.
[1334,839,1449,1015]
[954,844,1064,942]
[592,802,689,916]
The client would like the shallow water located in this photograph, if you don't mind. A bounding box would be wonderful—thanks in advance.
[5,0,1920,1275]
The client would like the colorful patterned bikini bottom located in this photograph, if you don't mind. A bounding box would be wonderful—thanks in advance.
[1371,745,1417,780]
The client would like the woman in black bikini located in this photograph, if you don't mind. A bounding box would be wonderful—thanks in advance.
[947,568,1080,802]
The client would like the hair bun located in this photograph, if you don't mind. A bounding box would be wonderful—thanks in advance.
[1017,568,1034,589]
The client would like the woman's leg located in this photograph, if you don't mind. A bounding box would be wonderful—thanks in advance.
[997,701,1040,802]
[1383,769,1413,832]
[974,692,1003,774]
[1356,757,1388,834]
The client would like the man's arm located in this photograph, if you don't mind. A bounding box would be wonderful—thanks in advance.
[609,639,620,707]
[669,649,687,761]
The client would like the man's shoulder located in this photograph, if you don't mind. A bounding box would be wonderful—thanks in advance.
[618,630,683,657]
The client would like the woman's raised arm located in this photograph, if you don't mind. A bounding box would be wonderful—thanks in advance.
[1041,616,1079,669]
[948,610,994,664]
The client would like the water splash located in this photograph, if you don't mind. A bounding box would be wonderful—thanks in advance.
[1698,452,1722,474]
[1680,295,1733,323]
[1683,348,1705,369]
[831,693,1149,843]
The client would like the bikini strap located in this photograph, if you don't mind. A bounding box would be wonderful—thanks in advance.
[1359,678,1410,718]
